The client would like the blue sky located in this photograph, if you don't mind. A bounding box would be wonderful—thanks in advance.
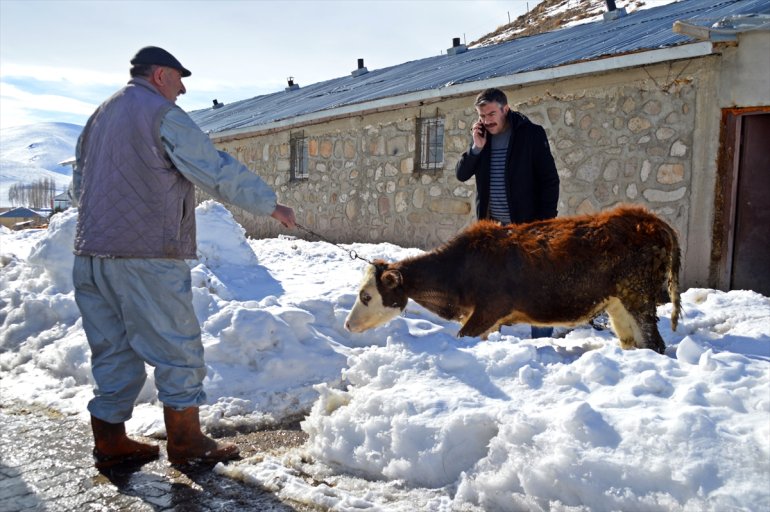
[0,0,537,130]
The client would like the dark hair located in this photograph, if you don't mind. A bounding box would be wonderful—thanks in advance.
[129,63,155,78]
[474,88,508,107]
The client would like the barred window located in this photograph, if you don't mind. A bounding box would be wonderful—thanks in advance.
[290,131,308,181]
[416,116,445,171]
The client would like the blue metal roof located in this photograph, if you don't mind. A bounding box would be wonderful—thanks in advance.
[0,207,44,218]
[191,0,770,135]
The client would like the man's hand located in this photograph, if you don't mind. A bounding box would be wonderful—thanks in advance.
[271,203,296,228]
[472,120,487,151]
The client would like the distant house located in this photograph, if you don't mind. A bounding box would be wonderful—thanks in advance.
[190,0,770,294]
[56,156,75,211]
[0,207,47,230]
[52,191,71,211]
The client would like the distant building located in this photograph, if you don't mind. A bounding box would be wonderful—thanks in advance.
[190,0,770,294]
[0,207,47,230]
[53,191,71,211]
[57,156,76,211]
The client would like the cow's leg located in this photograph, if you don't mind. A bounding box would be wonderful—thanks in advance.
[636,308,666,354]
[604,297,642,350]
[458,307,503,340]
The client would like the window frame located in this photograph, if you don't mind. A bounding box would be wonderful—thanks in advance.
[415,115,445,172]
[289,130,309,181]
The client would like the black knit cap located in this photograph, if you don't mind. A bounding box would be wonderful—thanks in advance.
[130,46,191,77]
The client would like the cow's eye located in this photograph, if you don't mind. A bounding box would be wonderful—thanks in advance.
[360,291,371,306]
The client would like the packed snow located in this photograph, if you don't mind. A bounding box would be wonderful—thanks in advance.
[1,201,768,511]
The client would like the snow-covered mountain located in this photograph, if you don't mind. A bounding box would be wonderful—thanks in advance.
[0,122,81,173]
[0,122,81,208]
[471,0,678,46]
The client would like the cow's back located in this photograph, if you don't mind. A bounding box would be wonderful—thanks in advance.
[455,205,677,324]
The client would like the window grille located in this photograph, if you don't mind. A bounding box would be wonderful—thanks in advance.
[416,116,445,171]
[290,131,308,181]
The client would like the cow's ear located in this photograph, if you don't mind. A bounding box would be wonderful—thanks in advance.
[381,269,402,289]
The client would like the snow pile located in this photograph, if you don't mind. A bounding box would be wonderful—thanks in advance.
[1,201,769,510]
[0,202,354,429]
[296,294,769,510]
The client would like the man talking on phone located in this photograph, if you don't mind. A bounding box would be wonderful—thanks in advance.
[456,88,560,338]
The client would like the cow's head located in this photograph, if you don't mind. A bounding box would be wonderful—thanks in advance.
[344,260,408,333]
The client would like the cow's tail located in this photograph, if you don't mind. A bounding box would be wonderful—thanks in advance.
[665,223,682,331]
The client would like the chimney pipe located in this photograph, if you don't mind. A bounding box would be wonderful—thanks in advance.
[447,36,467,56]
[603,0,627,21]
[351,58,369,77]
[285,77,300,91]
[212,99,223,109]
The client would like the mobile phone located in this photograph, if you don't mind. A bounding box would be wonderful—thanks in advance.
[478,123,487,137]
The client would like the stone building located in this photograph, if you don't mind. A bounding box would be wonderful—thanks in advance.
[191,0,770,293]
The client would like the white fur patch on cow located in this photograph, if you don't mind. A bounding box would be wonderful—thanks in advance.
[345,265,402,333]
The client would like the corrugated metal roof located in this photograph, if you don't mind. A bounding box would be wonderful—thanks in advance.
[191,0,770,135]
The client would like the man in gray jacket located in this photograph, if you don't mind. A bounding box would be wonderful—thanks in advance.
[72,46,296,469]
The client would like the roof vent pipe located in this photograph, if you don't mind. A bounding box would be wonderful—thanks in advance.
[447,37,468,56]
[351,58,369,77]
[212,99,224,109]
[285,77,300,91]
[603,0,627,21]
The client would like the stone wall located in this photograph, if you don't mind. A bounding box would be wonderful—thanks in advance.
[212,61,700,262]
[521,81,696,248]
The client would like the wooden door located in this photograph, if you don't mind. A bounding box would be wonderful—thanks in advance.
[730,113,770,295]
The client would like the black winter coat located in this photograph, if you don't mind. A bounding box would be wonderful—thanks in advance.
[455,111,560,223]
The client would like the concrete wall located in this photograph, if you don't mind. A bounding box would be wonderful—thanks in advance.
[208,34,769,289]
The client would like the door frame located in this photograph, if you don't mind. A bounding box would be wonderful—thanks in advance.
[711,106,770,290]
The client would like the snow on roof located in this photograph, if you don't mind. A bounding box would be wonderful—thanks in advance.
[190,0,769,136]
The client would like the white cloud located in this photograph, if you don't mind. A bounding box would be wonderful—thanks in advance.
[0,101,41,130]
[0,82,97,129]
[1,62,126,88]
[0,82,96,114]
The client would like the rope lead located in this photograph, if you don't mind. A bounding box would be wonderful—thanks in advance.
[294,223,374,265]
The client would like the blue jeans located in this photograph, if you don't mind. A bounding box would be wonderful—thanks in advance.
[531,326,553,338]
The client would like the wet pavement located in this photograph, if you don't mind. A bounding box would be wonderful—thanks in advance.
[0,403,319,511]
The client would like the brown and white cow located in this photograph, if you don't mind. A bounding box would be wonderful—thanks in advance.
[345,205,681,354]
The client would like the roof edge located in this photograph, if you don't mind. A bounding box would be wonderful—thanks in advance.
[209,41,715,143]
